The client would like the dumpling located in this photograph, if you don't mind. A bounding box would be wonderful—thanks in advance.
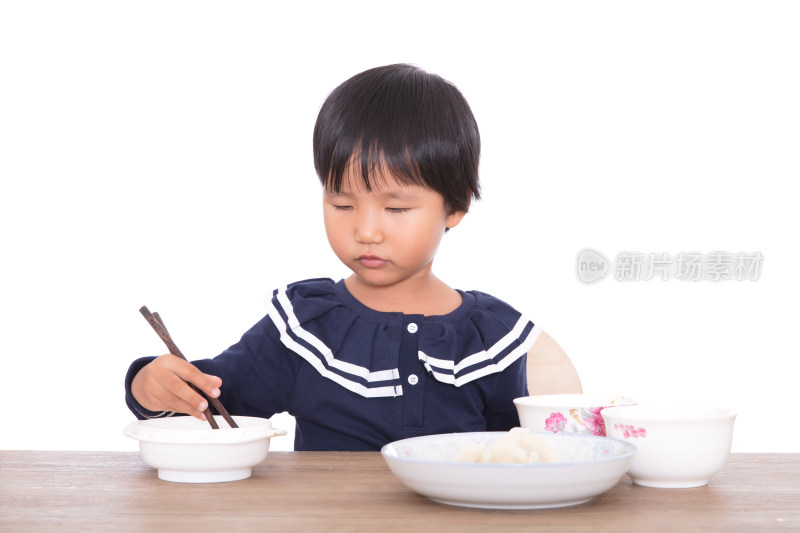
[456,442,485,462]
[509,427,560,463]
[455,428,560,464]
[484,438,529,463]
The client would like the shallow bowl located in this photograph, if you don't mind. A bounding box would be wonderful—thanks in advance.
[602,405,737,488]
[514,394,637,436]
[381,431,637,509]
[124,415,287,483]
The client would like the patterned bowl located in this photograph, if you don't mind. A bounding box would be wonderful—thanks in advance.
[513,394,638,436]
[602,405,737,488]
[381,431,637,509]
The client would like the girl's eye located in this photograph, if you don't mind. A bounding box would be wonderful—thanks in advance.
[386,207,410,213]
[332,205,352,211]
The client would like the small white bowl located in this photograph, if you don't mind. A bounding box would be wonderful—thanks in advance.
[124,415,287,483]
[514,394,638,436]
[381,431,637,509]
[602,405,737,488]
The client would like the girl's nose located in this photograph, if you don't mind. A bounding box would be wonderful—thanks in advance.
[354,210,383,244]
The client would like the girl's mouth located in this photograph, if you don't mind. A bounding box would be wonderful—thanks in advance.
[358,255,389,269]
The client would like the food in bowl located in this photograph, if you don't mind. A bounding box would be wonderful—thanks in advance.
[514,394,637,436]
[381,431,637,509]
[124,415,286,483]
[602,405,737,488]
[457,427,560,463]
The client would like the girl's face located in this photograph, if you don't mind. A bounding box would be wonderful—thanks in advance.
[323,165,465,293]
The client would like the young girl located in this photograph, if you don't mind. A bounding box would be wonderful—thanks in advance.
[125,64,581,451]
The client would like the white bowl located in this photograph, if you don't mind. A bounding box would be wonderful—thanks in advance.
[514,394,637,436]
[381,431,637,509]
[602,406,737,488]
[124,415,287,483]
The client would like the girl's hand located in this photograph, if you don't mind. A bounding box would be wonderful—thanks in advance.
[130,354,223,420]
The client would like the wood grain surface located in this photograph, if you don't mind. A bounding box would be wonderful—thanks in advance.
[1,451,797,532]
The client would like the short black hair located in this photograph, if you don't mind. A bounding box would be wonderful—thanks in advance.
[313,64,481,214]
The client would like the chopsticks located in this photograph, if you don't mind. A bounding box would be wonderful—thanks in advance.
[139,305,238,429]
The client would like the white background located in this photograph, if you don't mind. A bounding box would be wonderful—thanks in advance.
[1,1,798,453]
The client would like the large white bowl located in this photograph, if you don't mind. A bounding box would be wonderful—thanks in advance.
[381,431,637,509]
[124,415,287,483]
[514,394,638,436]
[602,405,737,488]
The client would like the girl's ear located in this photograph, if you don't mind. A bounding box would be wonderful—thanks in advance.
[445,210,467,231]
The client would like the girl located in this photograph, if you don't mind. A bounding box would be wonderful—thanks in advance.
[126,64,581,451]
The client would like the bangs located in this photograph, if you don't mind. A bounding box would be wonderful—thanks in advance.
[322,144,426,194]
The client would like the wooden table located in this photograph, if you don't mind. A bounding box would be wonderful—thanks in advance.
[1,451,797,532]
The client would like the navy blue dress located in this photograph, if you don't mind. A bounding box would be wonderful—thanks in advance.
[125,278,539,451]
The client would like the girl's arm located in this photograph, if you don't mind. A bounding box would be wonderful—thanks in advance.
[526,330,583,395]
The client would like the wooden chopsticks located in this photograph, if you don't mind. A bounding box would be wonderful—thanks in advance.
[139,306,238,429]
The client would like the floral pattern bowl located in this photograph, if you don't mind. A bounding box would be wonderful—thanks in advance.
[602,405,737,488]
[513,394,638,436]
[381,431,637,509]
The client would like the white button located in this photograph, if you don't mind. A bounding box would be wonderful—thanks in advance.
[407,323,418,333]
[408,374,419,385]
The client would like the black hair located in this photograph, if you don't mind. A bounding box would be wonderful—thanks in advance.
[313,64,481,214]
